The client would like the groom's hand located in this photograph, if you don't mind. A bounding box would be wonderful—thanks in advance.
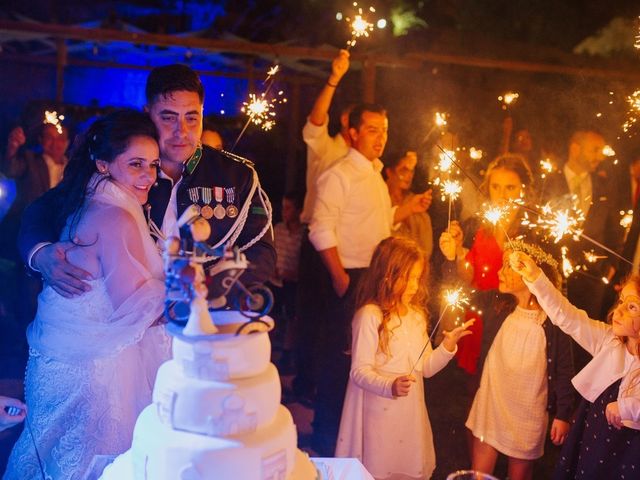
[33,241,92,297]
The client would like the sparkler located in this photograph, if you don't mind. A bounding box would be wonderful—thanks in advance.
[43,110,65,134]
[469,147,483,160]
[232,65,286,151]
[623,90,640,134]
[442,179,462,229]
[620,210,634,229]
[437,148,455,174]
[340,3,376,50]
[584,251,607,263]
[481,203,516,249]
[410,287,471,373]
[423,111,449,143]
[561,246,574,278]
[498,91,519,110]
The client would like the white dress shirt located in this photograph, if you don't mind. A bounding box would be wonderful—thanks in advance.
[159,171,181,240]
[301,117,349,224]
[309,148,394,269]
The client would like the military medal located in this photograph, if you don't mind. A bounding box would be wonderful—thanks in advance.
[213,186,226,219]
[188,187,201,215]
[225,187,238,218]
[200,188,214,219]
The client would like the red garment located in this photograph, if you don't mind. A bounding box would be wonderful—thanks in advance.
[465,227,503,291]
[455,227,504,374]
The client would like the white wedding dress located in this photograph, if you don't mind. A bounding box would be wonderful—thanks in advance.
[4,177,170,480]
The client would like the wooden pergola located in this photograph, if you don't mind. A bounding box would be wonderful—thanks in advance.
[2,18,640,105]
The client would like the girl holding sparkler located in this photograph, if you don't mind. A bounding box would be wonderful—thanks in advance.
[510,250,640,480]
[466,241,574,480]
[438,153,536,378]
[336,237,473,479]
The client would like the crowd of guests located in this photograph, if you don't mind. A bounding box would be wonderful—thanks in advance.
[284,48,640,480]
[0,47,639,480]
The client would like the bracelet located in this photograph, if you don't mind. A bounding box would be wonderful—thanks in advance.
[326,81,338,88]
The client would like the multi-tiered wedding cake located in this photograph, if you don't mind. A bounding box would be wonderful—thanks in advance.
[124,312,316,480]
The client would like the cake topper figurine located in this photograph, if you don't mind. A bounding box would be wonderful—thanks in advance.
[163,209,274,333]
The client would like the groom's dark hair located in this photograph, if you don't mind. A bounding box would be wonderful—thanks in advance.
[145,64,204,105]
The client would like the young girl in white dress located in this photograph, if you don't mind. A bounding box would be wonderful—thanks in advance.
[5,110,170,480]
[466,241,574,480]
[510,249,640,480]
[336,237,473,480]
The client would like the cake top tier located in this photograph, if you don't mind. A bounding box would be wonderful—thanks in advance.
[171,311,273,381]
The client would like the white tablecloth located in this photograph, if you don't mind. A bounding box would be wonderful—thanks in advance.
[92,450,374,480]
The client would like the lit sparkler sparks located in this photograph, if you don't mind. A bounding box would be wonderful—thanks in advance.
[442,180,462,201]
[340,3,376,49]
[469,147,483,160]
[584,251,607,263]
[536,205,584,243]
[442,179,462,229]
[410,287,471,372]
[232,65,286,151]
[498,91,520,110]
[635,16,640,50]
[539,158,555,176]
[241,93,282,130]
[437,149,456,173]
[424,111,449,143]
[483,204,508,225]
[620,210,634,229]
[602,145,616,157]
[561,246,574,278]
[443,287,470,311]
[623,90,640,133]
[43,110,65,134]
[435,111,447,128]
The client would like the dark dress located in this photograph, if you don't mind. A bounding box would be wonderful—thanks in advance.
[553,379,640,480]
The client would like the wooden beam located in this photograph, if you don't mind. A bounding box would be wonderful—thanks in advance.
[2,20,640,80]
[0,53,321,85]
[0,19,420,69]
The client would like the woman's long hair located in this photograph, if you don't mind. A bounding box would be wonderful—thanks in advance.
[53,109,158,239]
[355,237,429,357]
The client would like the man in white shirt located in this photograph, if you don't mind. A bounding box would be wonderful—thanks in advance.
[308,103,430,455]
[301,48,352,224]
[293,48,353,407]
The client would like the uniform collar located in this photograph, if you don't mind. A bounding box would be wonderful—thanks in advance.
[184,144,203,176]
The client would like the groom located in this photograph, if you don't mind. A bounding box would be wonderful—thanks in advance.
[18,64,276,297]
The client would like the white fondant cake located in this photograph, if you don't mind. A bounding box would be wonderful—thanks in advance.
[129,312,317,480]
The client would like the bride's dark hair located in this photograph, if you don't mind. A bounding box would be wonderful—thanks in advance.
[54,109,159,238]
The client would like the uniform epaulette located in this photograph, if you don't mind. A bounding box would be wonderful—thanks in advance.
[219,149,255,168]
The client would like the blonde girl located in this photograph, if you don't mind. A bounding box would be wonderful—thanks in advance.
[336,237,473,480]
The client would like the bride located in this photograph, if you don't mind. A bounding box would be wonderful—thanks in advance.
[4,109,170,479]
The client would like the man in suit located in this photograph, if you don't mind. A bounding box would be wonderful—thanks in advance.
[18,64,275,300]
[543,129,625,367]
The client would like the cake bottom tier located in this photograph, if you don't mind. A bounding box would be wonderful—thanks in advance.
[130,404,316,480]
